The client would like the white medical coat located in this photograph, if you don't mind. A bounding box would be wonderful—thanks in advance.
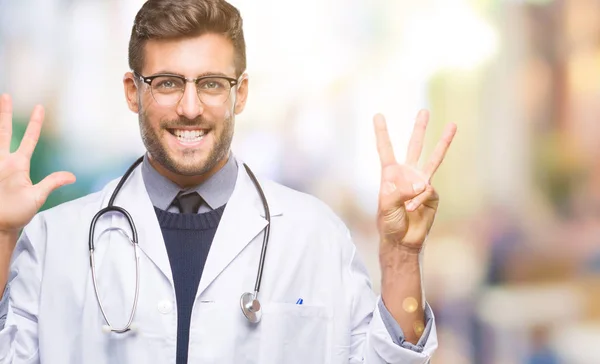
[0,160,437,363]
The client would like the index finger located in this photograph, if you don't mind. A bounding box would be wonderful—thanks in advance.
[0,94,13,156]
[423,122,457,181]
[373,114,397,168]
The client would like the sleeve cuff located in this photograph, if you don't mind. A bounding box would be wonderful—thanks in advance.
[377,298,434,352]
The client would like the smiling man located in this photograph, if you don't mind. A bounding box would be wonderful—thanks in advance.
[0,0,456,363]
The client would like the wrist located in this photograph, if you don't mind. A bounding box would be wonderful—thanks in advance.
[380,241,421,263]
[380,245,421,278]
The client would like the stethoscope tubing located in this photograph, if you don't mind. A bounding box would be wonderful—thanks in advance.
[88,156,270,332]
[242,164,270,294]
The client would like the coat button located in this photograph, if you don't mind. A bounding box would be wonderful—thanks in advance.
[157,300,173,314]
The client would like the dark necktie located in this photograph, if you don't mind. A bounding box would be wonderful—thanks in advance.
[174,192,203,214]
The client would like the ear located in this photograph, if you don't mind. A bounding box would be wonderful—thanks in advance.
[123,72,140,113]
[234,73,249,115]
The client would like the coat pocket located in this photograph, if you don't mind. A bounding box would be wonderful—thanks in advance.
[259,302,332,364]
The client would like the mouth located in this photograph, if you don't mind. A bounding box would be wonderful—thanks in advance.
[167,128,209,145]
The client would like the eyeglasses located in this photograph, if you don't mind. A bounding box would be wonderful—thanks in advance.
[134,72,240,107]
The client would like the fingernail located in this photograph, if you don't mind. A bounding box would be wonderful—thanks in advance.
[383,182,397,195]
[407,202,416,211]
[412,183,425,193]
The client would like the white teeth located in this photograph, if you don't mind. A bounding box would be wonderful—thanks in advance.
[174,130,205,137]
[173,129,206,142]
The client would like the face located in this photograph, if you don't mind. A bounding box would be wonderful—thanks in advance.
[123,33,248,185]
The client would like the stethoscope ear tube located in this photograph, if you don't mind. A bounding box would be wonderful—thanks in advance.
[89,205,141,334]
[89,157,144,334]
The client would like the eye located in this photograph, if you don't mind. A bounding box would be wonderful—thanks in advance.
[158,80,175,88]
[153,76,184,90]
[199,78,227,90]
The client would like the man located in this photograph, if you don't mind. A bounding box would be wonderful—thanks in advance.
[0,0,456,363]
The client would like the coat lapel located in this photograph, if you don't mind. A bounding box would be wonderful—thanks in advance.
[196,160,282,297]
[103,164,175,286]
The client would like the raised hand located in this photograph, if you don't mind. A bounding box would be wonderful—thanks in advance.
[374,110,456,255]
[0,94,76,234]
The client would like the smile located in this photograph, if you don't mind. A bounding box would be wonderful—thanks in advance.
[168,128,208,143]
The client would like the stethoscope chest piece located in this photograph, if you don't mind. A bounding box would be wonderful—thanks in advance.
[240,292,262,324]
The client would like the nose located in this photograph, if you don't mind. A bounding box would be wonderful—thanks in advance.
[176,82,203,119]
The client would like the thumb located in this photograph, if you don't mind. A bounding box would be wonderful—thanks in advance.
[379,179,426,211]
[35,171,76,206]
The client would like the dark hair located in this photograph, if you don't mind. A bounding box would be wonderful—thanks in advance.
[128,0,246,77]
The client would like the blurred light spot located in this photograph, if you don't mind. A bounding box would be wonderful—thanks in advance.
[403,296,419,313]
[414,320,425,336]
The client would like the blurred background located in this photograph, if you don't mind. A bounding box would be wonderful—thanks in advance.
[1,0,599,362]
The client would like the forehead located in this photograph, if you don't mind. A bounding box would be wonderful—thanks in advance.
[142,33,236,77]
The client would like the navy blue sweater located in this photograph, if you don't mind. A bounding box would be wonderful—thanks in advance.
[154,205,226,364]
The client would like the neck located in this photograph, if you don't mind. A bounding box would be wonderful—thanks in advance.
[147,154,229,189]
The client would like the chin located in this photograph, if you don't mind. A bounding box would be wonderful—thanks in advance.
[166,153,217,176]
[148,136,229,178]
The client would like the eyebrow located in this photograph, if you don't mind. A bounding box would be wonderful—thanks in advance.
[150,70,233,78]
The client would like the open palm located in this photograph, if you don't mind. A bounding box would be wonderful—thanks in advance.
[0,94,75,233]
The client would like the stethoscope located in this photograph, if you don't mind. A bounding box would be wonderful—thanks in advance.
[88,155,271,333]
